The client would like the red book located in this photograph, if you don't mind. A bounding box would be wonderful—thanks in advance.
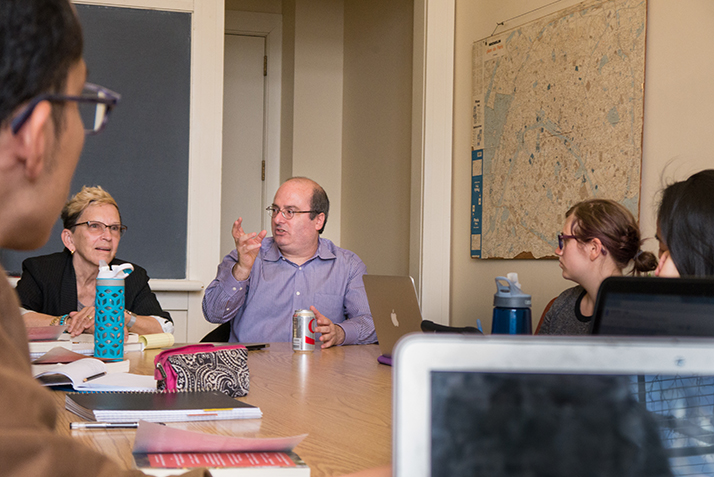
[133,450,309,476]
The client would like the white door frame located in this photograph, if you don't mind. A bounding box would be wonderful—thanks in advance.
[411,0,455,325]
[225,11,283,218]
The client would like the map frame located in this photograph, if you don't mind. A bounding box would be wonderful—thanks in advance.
[471,0,647,259]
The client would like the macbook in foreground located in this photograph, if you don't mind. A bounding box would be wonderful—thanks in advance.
[363,275,424,361]
[592,276,714,336]
[394,334,714,476]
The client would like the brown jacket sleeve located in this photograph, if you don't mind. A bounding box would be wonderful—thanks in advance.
[0,265,208,477]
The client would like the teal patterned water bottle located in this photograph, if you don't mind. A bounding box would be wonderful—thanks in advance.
[94,260,133,360]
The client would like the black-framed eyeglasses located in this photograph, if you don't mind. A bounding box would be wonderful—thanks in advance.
[11,82,120,136]
[266,206,317,220]
[557,233,578,249]
[73,221,127,237]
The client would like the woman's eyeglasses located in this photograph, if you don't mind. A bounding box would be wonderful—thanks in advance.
[557,233,577,249]
[74,221,127,237]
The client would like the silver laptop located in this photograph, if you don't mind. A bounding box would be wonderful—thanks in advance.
[363,275,424,358]
[394,334,714,476]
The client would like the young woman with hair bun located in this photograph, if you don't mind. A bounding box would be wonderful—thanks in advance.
[537,199,657,335]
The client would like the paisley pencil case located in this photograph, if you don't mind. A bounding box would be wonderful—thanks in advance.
[154,343,250,397]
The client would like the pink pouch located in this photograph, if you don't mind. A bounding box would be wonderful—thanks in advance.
[154,343,249,397]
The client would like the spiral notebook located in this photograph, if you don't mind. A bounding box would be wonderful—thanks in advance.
[65,390,262,423]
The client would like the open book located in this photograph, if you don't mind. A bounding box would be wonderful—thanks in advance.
[33,358,156,391]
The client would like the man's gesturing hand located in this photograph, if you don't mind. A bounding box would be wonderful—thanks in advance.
[231,217,267,281]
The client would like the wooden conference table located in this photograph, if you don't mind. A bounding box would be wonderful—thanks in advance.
[50,342,393,476]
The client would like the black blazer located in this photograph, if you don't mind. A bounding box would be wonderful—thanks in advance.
[15,249,171,321]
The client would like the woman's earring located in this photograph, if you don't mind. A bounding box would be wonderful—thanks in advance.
[70,249,75,255]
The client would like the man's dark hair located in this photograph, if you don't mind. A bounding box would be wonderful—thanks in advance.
[0,0,83,130]
[309,181,329,234]
[658,169,714,277]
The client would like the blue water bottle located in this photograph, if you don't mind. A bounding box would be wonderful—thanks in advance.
[492,273,532,334]
[94,260,133,360]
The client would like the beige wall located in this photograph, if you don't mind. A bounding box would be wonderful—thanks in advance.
[341,0,413,275]
[275,0,413,273]
[226,0,281,13]
[288,0,345,245]
[451,0,714,332]
[281,0,296,182]
[639,1,714,237]
[229,0,346,245]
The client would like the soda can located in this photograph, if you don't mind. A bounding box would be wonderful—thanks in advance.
[292,309,316,352]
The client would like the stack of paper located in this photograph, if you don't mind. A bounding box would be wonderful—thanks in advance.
[29,340,73,360]
[72,332,145,353]
[29,332,145,360]
[28,327,73,360]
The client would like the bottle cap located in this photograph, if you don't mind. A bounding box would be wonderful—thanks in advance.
[494,275,531,308]
[506,272,521,289]
[96,260,134,279]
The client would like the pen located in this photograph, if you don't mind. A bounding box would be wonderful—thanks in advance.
[83,371,106,382]
[70,422,138,430]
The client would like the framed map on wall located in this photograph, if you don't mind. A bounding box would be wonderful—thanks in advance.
[471,0,647,259]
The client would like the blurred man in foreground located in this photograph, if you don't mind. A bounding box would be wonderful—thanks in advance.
[0,1,204,474]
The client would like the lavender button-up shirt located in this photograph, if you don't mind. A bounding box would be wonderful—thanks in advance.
[202,237,377,345]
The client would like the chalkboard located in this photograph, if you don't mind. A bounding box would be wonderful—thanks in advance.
[0,5,191,278]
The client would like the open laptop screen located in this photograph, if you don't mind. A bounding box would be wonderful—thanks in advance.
[393,335,714,477]
[591,276,714,336]
[431,371,713,476]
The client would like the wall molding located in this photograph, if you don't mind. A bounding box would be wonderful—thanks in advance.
[411,0,455,325]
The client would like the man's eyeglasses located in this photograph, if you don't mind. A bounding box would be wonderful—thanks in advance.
[73,221,127,237]
[557,233,578,249]
[266,206,317,220]
[11,83,120,136]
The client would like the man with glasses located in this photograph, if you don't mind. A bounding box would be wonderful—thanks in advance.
[0,1,205,475]
[203,177,377,348]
